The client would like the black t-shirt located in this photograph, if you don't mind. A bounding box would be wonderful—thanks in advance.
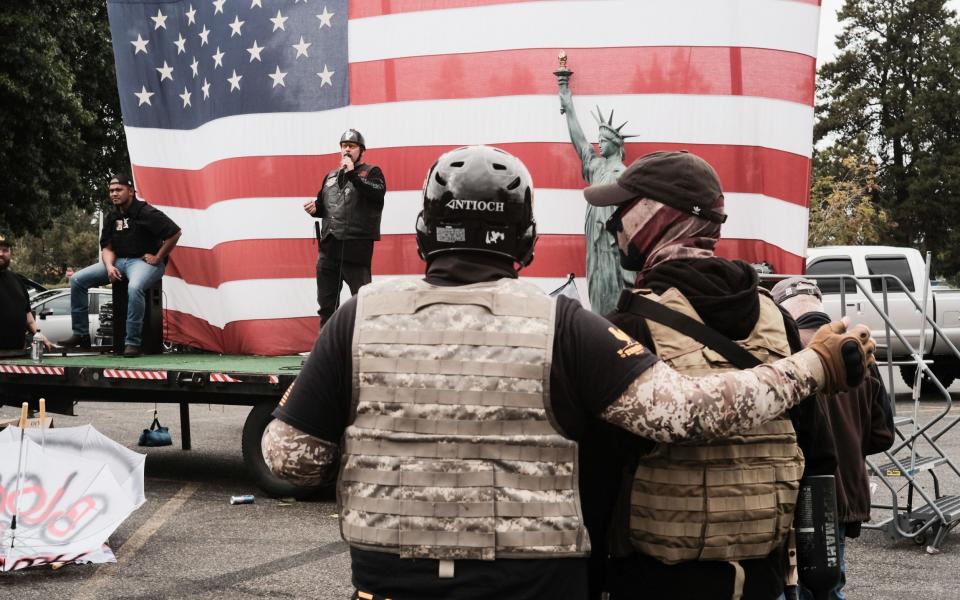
[100,200,180,259]
[275,277,659,600]
[0,270,30,350]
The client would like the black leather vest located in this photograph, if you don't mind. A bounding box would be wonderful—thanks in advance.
[319,165,383,241]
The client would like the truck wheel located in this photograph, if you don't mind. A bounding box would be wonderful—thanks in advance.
[241,401,323,499]
[899,364,956,395]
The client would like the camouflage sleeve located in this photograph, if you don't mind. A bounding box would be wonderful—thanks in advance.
[601,348,825,443]
[261,420,339,487]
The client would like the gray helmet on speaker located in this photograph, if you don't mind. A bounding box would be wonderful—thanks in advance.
[416,145,537,268]
[339,128,366,149]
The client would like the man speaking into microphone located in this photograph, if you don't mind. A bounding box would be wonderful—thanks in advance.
[304,129,386,328]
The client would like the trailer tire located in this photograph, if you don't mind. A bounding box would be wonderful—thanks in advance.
[241,401,323,499]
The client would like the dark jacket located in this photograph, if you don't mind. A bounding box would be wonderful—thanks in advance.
[798,313,895,533]
[589,258,838,600]
[100,200,180,259]
[316,163,386,241]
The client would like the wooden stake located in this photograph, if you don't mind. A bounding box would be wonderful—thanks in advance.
[38,398,46,429]
[18,402,28,428]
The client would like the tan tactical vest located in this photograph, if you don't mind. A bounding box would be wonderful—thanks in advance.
[339,277,589,562]
[628,287,804,564]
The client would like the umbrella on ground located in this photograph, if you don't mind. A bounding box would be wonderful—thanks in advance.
[0,406,145,571]
[0,424,146,509]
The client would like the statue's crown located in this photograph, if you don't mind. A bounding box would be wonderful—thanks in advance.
[592,106,637,143]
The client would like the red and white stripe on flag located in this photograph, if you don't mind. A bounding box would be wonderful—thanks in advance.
[128,0,821,355]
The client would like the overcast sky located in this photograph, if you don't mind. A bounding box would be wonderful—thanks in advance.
[818,0,960,66]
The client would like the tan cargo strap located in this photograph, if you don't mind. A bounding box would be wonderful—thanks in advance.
[704,518,778,537]
[634,463,804,487]
[707,493,778,513]
[632,465,705,485]
[359,357,543,379]
[699,541,780,561]
[497,529,581,548]
[665,443,799,461]
[359,386,545,408]
[345,439,576,462]
[343,522,495,549]
[439,560,454,579]
[342,496,577,518]
[358,328,549,349]
[629,493,704,512]
[704,463,805,486]
[341,468,573,491]
[342,467,495,487]
[730,561,745,600]
[351,414,557,437]
[362,289,551,319]
[629,517,704,538]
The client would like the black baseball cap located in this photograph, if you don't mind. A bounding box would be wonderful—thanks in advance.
[110,172,134,188]
[584,151,727,223]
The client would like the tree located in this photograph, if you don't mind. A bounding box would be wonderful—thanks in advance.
[8,208,100,285]
[809,138,891,246]
[0,2,128,234]
[816,0,960,273]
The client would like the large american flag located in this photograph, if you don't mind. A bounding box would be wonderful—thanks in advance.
[106,0,820,355]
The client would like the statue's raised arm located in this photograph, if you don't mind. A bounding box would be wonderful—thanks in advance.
[554,51,637,315]
[557,69,599,184]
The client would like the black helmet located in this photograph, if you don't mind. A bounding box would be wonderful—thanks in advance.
[339,128,365,149]
[416,145,536,268]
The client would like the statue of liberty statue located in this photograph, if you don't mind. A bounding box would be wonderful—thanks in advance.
[555,54,636,315]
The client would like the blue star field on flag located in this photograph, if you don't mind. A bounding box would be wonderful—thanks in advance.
[107,0,348,130]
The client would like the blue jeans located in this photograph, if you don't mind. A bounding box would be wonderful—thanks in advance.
[796,524,848,600]
[71,258,164,347]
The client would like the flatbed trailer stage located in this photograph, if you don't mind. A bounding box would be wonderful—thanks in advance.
[0,353,313,497]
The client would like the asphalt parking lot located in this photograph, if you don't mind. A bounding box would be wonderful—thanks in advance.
[2,373,960,599]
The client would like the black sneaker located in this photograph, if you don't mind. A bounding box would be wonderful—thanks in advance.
[61,334,92,349]
[122,345,142,357]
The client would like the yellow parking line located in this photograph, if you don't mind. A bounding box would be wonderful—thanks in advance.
[76,482,200,600]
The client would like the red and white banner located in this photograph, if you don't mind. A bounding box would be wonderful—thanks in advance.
[120,0,821,355]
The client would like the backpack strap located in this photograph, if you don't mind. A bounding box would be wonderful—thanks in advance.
[616,291,762,370]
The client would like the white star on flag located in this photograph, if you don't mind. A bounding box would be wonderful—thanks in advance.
[130,34,149,55]
[156,61,174,82]
[190,57,200,77]
[316,6,334,28]
[201,78,211,99]
[180,87,192,108]
[246,40,264,62]
[270,10,288,32]
[317,64,334,87]
[228,69,243,91]
[198,25,210,46]
[229,15,245,37]
[250,0,262,7]
[292,36,311,59]
[185,5,197,25]
[269,65,287,88]
[134,85,154,106]
[174,34,187,54]
[151,9,167,30]
[212,46,225,68]
[212,0,226,15]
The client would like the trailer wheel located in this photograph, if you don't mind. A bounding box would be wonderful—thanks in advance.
[241,401,323,499]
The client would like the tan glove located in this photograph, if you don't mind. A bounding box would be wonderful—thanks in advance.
[807,321,876,393]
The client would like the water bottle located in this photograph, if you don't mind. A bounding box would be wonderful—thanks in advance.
[30,330,44,362]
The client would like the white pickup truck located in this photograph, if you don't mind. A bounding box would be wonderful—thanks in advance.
[805,246,960,387]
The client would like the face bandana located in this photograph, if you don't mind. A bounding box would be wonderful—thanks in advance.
[605,197,723,283]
